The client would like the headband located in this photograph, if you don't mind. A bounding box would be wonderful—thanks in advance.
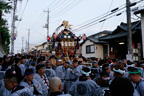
[113,68,125,74]
[57,59,62,62]
[128,69,142,76]
[87,63,92,66]
[81,70,91,76]
[102,76,110,80]
[25,71,34,75]
[127,64,135,67]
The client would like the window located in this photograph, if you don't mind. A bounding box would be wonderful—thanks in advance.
[86,45,95,53]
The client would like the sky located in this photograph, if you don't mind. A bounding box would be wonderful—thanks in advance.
[4,0,144,53]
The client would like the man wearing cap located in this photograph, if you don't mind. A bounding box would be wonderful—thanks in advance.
[108,63,126,84]
[70,59,81,82]
[68,55,73,64]
[55,59,65,82]
[20,68,42,96]
[102,64,114,80]
[94,72,111,96]
[34,64,49,96]
[77,61,85,74]
[63,62,71,93]
[90,61,100,80]
[29,62,37,73]
[69,67,99,96]
[3,69,33,96]
[18,56,26,77]
[45,61,56,80]
[129,67,144,96]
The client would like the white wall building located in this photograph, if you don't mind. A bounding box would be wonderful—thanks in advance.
[80,30,111,59]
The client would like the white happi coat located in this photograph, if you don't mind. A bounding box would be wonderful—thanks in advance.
[34,73,49,96]
[69,79,99,96]
[20,79,42,96]
[55,65,65,80]
[11,87,33,96]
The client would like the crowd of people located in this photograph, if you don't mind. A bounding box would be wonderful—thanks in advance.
[0,54,144,96]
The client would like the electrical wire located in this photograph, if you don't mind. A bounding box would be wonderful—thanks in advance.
[49,0,68,11]
[50,0,82,17]
[72,5,125,30]
[27,12,46,29]
[72,11,125,32]
[17,1,22,17]
[54,0,83,19]
[99,0,114,32]
[16,0,29,28]
[23,0,82,36]
[24,0,66,33]
[72,0,144,32]
[29,15,47,32]
[44,0,58,10]
[48,0,62,10]
[72,6,126,31]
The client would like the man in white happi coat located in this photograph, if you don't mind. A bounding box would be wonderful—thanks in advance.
[34,64,49,96]
[20,68,42,96]
[69,67,100,96]
[55,59,65,82]
[4,69,33,96]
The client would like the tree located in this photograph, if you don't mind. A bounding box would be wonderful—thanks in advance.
[0,1,12,23]
[0,1,12,54]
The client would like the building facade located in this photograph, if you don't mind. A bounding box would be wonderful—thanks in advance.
[81,30,111,59]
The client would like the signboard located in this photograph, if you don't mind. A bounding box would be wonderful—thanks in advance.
[126,54,133,62]
[13,33,16,40]
[13,37,16,40]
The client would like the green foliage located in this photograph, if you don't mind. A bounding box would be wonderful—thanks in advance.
[0,1,12,54]
[0,19,10,54]
[0,1,12,13]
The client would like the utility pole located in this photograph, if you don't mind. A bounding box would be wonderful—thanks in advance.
[126,0,133,55]
[25,40,27,53]
[44,9,50,53]
[22,37,24,53]
[27,29,30,53]
[11,0,18,54]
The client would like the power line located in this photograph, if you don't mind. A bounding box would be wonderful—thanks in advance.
[27,12,46,29]
[54,0,83,19]
[23,1,62,31]
[23,1,59,31]
[72,4,125,29]
[30,22,45,33]
[72,0,143,32]
[29,16,47,32]
[72,6,126,31]
[72,11,125,32]
[48,0,62,9]
[99,0,114,32]
[16,0,29,28]
[17,0,23,16]
[22,0,82,36]
[44,0,58,10]
[50,0,68,11]
[50,0,82,17]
